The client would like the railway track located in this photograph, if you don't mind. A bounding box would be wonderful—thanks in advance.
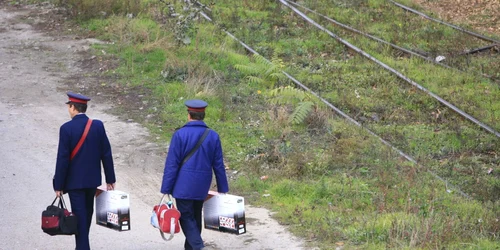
[196,9,472,199]
[285,0,499,84]
[279,0,499,138]
[191,0,499,201]
[389,0,500,44]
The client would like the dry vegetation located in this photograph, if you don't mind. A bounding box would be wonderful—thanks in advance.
[413,0,500,35]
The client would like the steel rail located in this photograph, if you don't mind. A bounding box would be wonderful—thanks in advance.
[458,43,499,56]
[279,0,500,138]
[195,5,472,199]
[288,0,500,86]
[285,0,454,69]
[389,0,500,44]
[194,0,211,11]
[286,1,500,87]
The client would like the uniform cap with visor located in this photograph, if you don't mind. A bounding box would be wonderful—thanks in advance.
[66,91,91,104]
[185,99,208,112]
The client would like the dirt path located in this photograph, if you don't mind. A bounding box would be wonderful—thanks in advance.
[0,3,309,250]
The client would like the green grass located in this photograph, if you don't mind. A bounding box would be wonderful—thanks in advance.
[34,0,500,248]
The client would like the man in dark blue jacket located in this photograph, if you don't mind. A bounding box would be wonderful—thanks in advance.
[53,92,116,250]
[161,99,229,250]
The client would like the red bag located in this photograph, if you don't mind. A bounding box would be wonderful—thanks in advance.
[41,196,78,236]
[152,195,181,241]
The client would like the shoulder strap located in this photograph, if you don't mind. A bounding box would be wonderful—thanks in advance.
[70,119,93,160]
[180,128,210,167]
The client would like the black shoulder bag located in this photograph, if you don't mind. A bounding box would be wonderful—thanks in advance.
[181,128,210,167]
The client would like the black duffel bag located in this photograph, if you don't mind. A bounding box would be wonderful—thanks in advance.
[41,196,78,236]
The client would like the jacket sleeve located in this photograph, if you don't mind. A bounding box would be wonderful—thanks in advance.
[100,122,116,184]
[161,133,182,194]
[54,125,71,190]
[212,135,229,193]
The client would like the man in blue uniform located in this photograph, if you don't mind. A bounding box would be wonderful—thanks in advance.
[53,92,116,250]
[161,99,229,250]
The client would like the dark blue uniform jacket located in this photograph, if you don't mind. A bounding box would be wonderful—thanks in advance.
[54,114,115,191]
[161,121,229,200]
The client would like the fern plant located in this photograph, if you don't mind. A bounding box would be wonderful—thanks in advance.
[268,86,316,125]
[234,53,287,88]
[234,53,317,125]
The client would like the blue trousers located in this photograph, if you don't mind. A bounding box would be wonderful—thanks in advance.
[176,199,205,250]
[68,188,97,250]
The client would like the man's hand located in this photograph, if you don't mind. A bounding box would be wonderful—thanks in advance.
[55,190,63,197]
[107,183,115,191]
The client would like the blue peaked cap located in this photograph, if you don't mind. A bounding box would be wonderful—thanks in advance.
[66,91,91,104]
[185,99,208,111]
